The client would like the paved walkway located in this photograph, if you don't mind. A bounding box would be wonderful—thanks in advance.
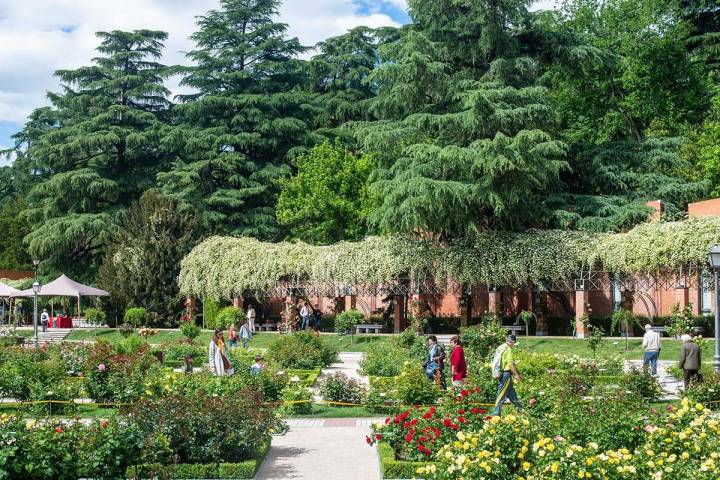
[624,359,683,400]
[255,418,380,480]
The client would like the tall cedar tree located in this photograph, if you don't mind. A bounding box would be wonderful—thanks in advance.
[98,191,199,326]
[16,30,172,279]
[357,0,568,237]
[158,0,321,239]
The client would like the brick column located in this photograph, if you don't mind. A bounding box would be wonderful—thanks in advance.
[344,295,356,311]
[393,296,405,333]
[574,288,589,338]
[232,297,244,310]
[488,287,500,317]
[674,285,689,311]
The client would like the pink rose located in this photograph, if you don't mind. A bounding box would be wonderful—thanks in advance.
[98,363,106,372]
[529,398,537,406]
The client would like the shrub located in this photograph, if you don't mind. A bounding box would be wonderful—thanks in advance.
[395,362,440,406]
[213,306,244,330]
[123,307,148,327]
[118,322,134,337]
[0,347,65,401]
[179,320,201,341]
[667,303,695,337]
[267,331,337,369]
[281,384,313,415]
[203,298,221,328]
[122,387,280,465]
[623,367,662,402]
[84,307,106,326]
[318,372,366,404]
[360,341,411,377]
[335,309,364,335]
[164,342,206,364]
[685,372,720,405]
[459,320,507,361]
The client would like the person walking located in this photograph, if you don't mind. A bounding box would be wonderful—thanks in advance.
[449,335,467,387]
[239,320,252,349]
[299,301,310,330]
[425,335,446,390]
[490,334,522,416]
[642,324,661,376]
[246,304,256,333]
[227,325,238,348]
[313,304,322,330]
[209,329,234,376]
[40,309,49,332]
[678,334,702,390]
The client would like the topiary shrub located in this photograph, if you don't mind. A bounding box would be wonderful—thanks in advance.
[267,331,337,369]
[123,307,148,328]
[180,320,201,342]
[335,309,364,335]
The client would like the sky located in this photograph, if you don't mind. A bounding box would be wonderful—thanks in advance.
[0,0,557,163]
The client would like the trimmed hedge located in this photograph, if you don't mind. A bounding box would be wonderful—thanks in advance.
[127,443,269,479]
[378,443,434,480]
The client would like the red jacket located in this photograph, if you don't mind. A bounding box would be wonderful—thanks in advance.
[450,345,467,381]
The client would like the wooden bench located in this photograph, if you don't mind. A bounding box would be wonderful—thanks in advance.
[257,323,277,332]
[355,324,383,334]
[650,326,667,336]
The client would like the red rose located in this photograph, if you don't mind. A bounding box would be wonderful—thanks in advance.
[410,418,418,426]
[385,417,391,424]
[458,409,465,415]
[461,389,468,396]
[55,426,62,433]
[485,416,492,420]
[479,409,487,414]
[403,421,410,429]
[443,418,452,427]
[418,444,425,452]
[366,435,371,444]
[450,423,458,430]
[423,411,433,419]
[470,408,479,414]
[375,434,382,440]
[405,429,415,443]
[423,450,430,456]
[458,416,466,423]
[432,427,441,438]
[529,398,537,406]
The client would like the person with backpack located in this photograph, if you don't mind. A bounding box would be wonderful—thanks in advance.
[491,334,522,416]
[424,335,446,390]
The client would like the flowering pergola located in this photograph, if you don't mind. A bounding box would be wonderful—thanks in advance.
[180,217,720,334]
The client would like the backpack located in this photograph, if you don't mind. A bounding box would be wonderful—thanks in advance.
[491,344,508,379]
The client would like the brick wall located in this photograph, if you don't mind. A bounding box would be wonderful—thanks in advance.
[688,198,720,217]
[0,270,33,280]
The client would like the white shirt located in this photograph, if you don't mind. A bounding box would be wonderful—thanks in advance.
[247,308,255,320]
[642,330,661,351]
[300,306,309,317]
[41,312,49,322]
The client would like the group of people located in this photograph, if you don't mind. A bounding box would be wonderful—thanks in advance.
[281,300,322,333]
[424,333,520,416]
[643,323,703,390]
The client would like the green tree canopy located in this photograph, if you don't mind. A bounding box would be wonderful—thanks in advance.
[158,0,321,239]
[98,190,199,327]
[276,140,376,244]
[14,30,172,279]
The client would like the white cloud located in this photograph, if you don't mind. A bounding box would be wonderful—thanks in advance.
[0,0,400,127]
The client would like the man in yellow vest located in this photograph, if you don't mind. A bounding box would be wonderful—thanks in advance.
[490,334,523,416]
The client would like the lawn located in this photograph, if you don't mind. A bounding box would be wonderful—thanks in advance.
[65,328,390,352]
[517,336,716,363]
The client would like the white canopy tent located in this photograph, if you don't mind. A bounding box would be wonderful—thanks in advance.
[11,274,109,324]
[0,282,19,325]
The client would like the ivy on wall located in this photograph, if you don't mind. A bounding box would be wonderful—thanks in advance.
[179,217,720,299]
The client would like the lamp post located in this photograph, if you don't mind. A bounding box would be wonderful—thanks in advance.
[708,245,720,373]
[32,281,40,348]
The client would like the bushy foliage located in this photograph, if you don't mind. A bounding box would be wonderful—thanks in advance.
[318,372,366,404]
[395,362,441,406]
[685,372,720,405]
[211,306,244,330]
[361,341,411,377]
[83,308,106,326]
[179,320,201,341]
[459,321,508,361]
[267,332,337,369]
[281,384,313,415]
[123,307,148,328]
[335,309,365,335]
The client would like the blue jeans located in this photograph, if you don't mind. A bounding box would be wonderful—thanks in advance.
[491,372,522,416]
[300,316,310,330]
[242,337,249,349]
[644,351,659,376]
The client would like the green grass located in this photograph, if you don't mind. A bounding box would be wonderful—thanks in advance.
[516,337,716,363]
[64,328,390,352]
[288,404,378,418]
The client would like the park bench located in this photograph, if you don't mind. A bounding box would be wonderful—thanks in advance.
[650,326,667,336]
[257,323,276,332]
[502,324,527,336]
[355,324,383,334]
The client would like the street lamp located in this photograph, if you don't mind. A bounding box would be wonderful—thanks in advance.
[707,245,720,373]
[32,281,41,348]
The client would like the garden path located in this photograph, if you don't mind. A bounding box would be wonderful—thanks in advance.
[312,351,368,402]
[255,418,380,480]
[624,359,683,400]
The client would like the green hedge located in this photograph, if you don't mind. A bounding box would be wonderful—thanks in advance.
[378,443,433,480]
[127,443,269,479]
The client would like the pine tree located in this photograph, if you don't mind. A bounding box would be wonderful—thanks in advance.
[158,0,320,239]
[17,30,172,279]
[358,0,569,236]
[98,191,199,326]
